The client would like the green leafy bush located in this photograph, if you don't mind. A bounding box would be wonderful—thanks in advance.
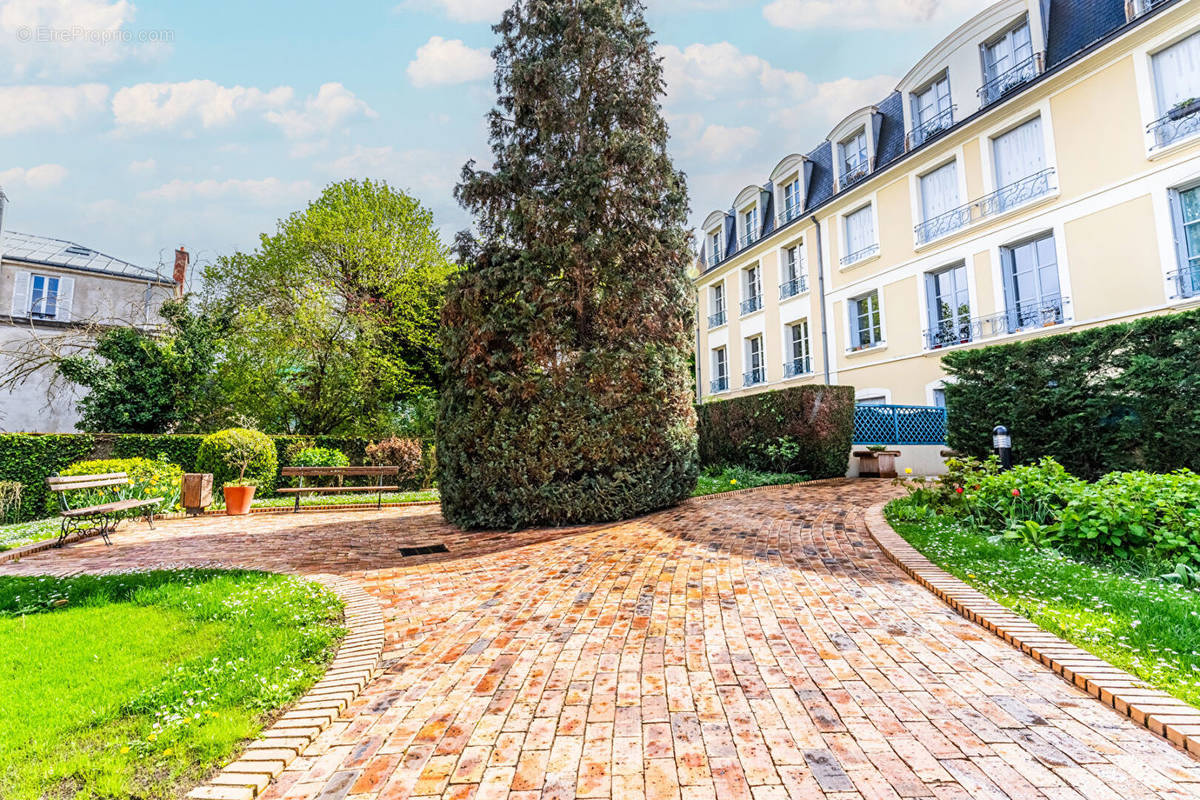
[696,385,855,479]
[0,434,97,521]
[365,437,425,488]
[289,447,349,468]
[196,429,277,492]
[960,458,1085,531]
[53,456,183,514]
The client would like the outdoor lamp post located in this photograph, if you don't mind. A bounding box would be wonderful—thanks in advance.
[993,425,1013,471]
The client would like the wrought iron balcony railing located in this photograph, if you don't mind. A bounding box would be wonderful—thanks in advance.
[1169,267,1200,299]
[915,205,974,245]
[740,295,763,315]
[705,250,722,269]
[923,320,976,350]
[840,243,880,266]
[784,357,812,378]
[927,295,1070,348]
[839,161,871,189]
[743,368,765,388]
[906,105,956,150]
[1127,0,1171,19]
[779,276,808,299]
[708,309,726,328]
[739,230,761,249]
[776,204,803,227]
[978,52,1043,106]
[915,169,1056,245]
[710,376,729,394]
[1147,102,1200,150]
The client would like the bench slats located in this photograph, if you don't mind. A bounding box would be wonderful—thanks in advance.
[62,498,163,517]
[277,485,401,495]
[47,472,129,491]
[280,466,400,477]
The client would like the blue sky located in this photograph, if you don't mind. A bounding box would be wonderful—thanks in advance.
[0,0,983,277]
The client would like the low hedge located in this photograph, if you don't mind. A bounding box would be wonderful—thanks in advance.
[696,385,855,479]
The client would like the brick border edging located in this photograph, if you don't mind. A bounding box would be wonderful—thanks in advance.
[863,501,1200,756]
[186,574,385,800]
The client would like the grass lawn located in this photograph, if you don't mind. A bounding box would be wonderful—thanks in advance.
[0,570,344,800]
[693,466,808,497]
[886,501,1200,708]
[0,518,61,552]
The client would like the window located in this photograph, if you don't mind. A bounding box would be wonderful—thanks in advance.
[858,395,888,406]
[29,275,60,319]
[744,336,765,386]
[782,179,802,223]
[11,272,72,321]
[1001,233,1064,332]
[919,161,961,225]
[839,129,869,185]
[925,264,972,349]
[710,348,729,393]
[707,229,723,266]
[842,205,877,265]
[741,206,760,247]
[1169,185,1200,298]
[1150,32,1200,148]
[780,244,806,298]
[708,283,727,328]
[849,291,883,350]
[912,76,953,145]
[982,20,1035,104]
[786,320,811,377]
[741,265,762,315]
[932,387,947,408]
[989,117,1049,213]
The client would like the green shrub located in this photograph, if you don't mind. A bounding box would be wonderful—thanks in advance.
[696,385,855,479]
[960,458,1086,532]
[0,481,23,524]
[53,456,183,514]
[196,429,278,492]
[0,434,98,522]
[365,437,424,488]
[289,447,349,468]
[943,307,1200,479]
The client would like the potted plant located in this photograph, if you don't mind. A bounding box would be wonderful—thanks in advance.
[1169,97,1200,121]
[853,444,901,478]
[221,437,262,516]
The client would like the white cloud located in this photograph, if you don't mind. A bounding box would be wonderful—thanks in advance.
[0,0,167,79]
[404,0,509,23]
[112,80,293,132]
[763,0,979,30]
[693,124,760,162]
[407,36,494,88]
[140,177,314,204]
[0,83,109,135]
[264,82,377,139]
[0,163,69,190]
[128,158,156,172]
[769,74,900,129]
[324,145,461,195]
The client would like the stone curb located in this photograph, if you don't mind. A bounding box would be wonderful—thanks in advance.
[185,574,385,800]
[863,501,1200,756]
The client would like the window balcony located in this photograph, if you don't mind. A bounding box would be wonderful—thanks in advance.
[710,376,729,394]
[975,167,1056,217]
[708,309,726,328]
[1147,100,1200,150]
[923,320,975,350]
[740,295,763,315]
[739,230,761,250]
[931,295,1070,347]
[906,106,956,150]
[840,243,879,267]
[776,204,803,227]
[784,357,812,378]
[915,205,974,245]
[839,161,871,190]
[743,368,765,387]
[705,250,722,270]
[1169,267,1200,299]
[1127,0,1171,19]
[779,276,808,299]
[978,52,1043,106]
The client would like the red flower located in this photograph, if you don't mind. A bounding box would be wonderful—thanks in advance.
[1012,488,1021,497]
[955,486,964,494]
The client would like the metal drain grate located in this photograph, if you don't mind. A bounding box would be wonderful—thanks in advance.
[399,544,449,557]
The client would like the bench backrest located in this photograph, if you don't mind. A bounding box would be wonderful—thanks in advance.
[47,472,130,492]
[280,466,400,477]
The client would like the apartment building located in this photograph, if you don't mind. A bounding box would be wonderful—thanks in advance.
[695,0,1200,413]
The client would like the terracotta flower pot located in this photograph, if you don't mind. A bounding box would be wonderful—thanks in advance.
[223,484,256,516]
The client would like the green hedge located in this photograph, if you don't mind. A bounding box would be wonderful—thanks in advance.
[943,308,1200,480]
[695,385,856,479]
[0,433,416,522]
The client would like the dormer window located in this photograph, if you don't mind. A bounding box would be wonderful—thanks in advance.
[782,179,802,224]
[706,228,723,268]
[910,75,953,148]
[980,18,1040,106]
[740,205,760,249]
[839,129,870,187]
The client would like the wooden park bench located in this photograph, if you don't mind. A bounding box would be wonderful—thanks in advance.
[46,472,163,547]
[278,466,401,512]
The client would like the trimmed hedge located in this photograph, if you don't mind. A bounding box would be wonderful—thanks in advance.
[0,433,422,521]
[696,385,856,479]
[943,308,1200,480]
[196,429,279,492]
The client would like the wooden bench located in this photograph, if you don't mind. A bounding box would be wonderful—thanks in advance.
[46,472,163,547]
[277,466,401,512]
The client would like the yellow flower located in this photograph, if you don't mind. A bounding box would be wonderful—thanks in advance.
[148,734,157,742]
[905,468,913,474]
[120,746,130,754]
[730,479,738,485]
[163,748,174,756]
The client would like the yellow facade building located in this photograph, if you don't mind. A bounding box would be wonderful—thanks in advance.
[694,0,1200,415]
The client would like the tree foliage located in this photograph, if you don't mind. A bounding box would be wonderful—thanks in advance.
[202,179,456,435]
[438,0,699,529]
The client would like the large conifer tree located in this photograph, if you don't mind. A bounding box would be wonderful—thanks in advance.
[438,0,698,529]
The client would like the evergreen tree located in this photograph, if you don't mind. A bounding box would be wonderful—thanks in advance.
[439,0,698,529]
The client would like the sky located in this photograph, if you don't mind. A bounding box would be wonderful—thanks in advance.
[0,0,988,279]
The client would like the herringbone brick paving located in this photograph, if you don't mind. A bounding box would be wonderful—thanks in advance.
[4,480,1200,799]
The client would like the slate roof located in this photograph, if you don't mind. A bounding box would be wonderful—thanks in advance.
[1,230,171,284]
[701,0,1175,272]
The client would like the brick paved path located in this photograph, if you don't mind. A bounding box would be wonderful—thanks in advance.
[4,480,1200,799]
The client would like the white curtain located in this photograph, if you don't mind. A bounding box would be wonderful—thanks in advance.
[920,161,960,221]
[845,206,875,255]
[993,117,1044,188]
[1154,32,1200,114]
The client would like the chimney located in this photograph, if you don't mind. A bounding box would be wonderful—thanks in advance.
[173,246,189,297]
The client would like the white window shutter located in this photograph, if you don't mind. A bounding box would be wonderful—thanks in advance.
[10,270,29,317]
[993,117,1044,187]
[55,276,74,322]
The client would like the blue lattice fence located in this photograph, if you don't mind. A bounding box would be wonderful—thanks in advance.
[854,404,947,446]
